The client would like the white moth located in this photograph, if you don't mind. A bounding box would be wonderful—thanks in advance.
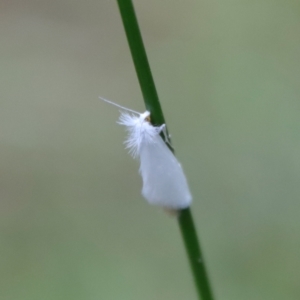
[100,97,192,210]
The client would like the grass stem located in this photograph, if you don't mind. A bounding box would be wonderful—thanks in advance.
[116,1,214,299]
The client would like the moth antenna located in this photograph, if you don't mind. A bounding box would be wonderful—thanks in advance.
[99,96,140,115]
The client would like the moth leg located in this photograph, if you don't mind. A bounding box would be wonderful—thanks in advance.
[158,124,173,149]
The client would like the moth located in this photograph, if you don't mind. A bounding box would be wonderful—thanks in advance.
[100,97,192,210]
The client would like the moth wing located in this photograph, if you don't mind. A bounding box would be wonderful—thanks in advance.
[139,135,192,209]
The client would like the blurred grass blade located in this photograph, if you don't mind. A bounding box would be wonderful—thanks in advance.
[116,0,214,299]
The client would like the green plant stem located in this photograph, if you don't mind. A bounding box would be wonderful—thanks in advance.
[116,0,164,126]
[178,208,214,300]
[116,1,214,299]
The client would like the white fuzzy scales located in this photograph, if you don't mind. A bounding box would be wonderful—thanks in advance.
[118,111,160,158]
[119,111,192,209]
[100,97,192,210]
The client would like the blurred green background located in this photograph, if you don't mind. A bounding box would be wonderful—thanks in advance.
[1,1,300,299]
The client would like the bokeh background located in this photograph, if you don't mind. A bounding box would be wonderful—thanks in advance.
[1,1,300,299]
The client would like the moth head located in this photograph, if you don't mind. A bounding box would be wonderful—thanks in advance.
[140,111,151,123]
